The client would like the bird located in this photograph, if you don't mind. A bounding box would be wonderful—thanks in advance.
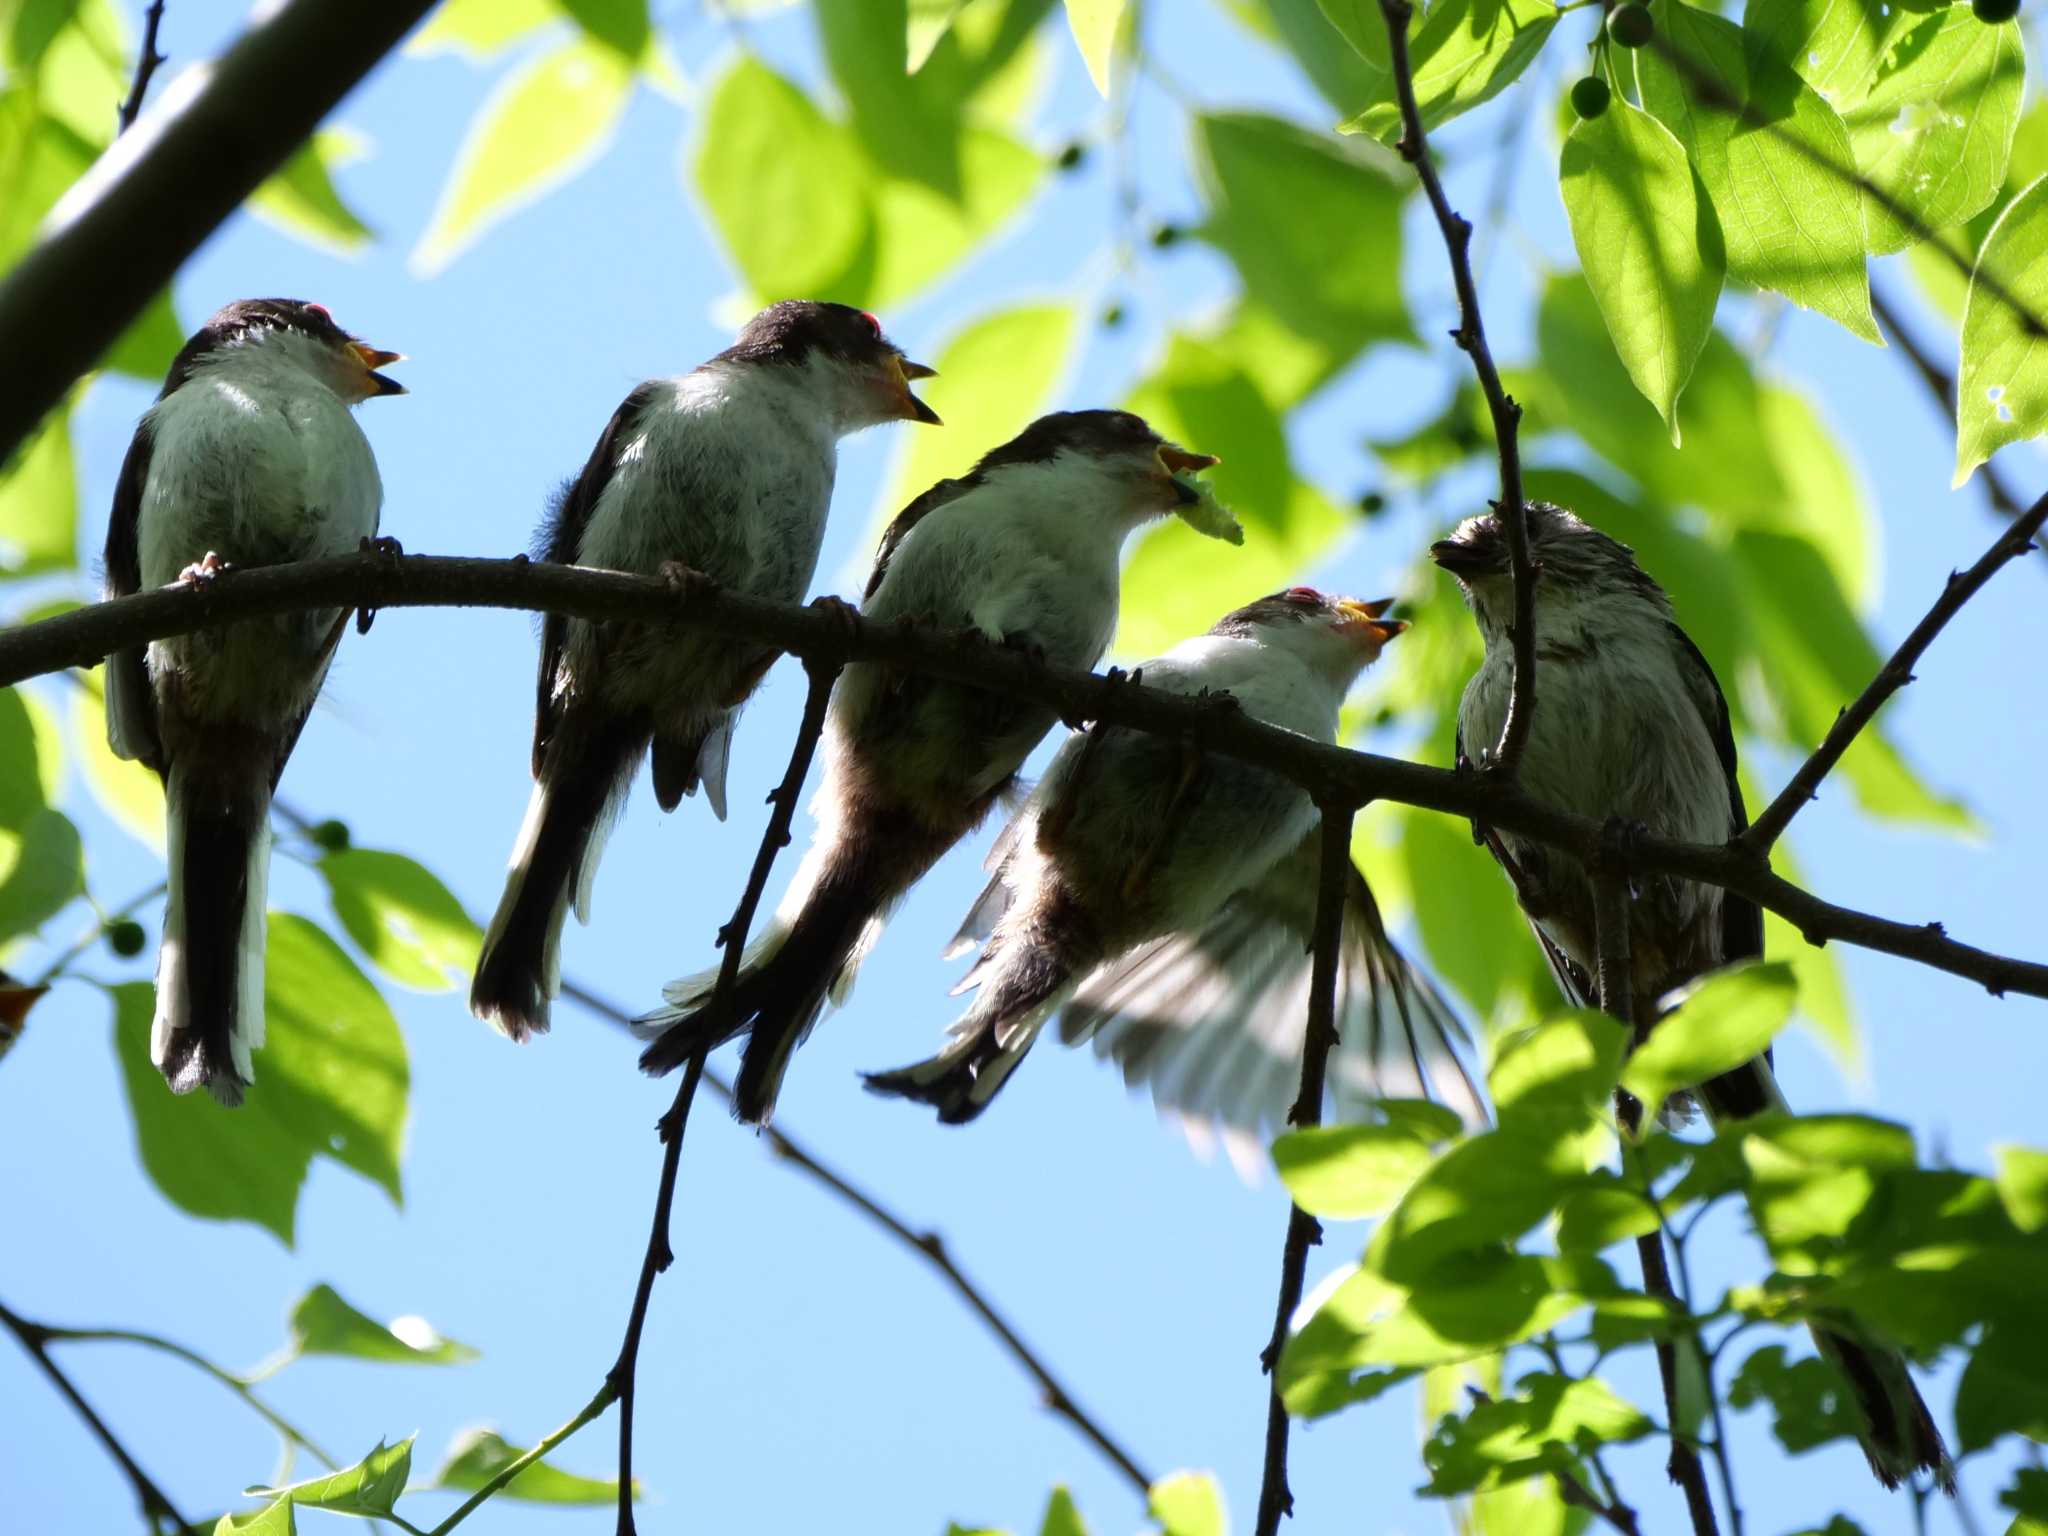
[470,301,938,1042]
[632,409,1238,1122]
[102,297,405,1105]
[1432,500,1953,1493]
[863,587,1479,1143]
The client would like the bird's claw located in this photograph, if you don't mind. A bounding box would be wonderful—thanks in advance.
[1597,816,1649,899]
[658,561,715,598]
[355,536,403,633]
[177,551,231,588]
[1196,685,1240,715]
[808,593,861,641]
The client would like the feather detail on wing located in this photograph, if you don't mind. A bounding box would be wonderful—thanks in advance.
[864,474,981,602]
[1057,829,1483,1155]
[102,420,164,772]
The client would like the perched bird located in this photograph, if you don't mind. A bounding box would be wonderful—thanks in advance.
[633,410,1236,1121]
[470,301,938,1041]
[864,587,1478,1142]
[102,297,405,1104]
[1433,501,1952,1493]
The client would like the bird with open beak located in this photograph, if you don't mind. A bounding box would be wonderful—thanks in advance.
[101,297,405,1105]
[633,410,1240,1121]
[864,587,1479,1140]
[471,301,937,1041]
[1433,500,1952,1494]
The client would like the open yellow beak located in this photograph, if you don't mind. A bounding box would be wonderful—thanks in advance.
[890,354,941,424]
[1159,444,1221,476]
[349,341,407,396]
[1334,596,1407,644]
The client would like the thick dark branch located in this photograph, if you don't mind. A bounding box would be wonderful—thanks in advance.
[116,1,169,134]
[605,654,839,1535]
[1253,805,1353,1536]
[1870,285,2036,531]
[1744,489,2048,852]
[0,1298,193,1534]
[0,0,436,462]
[1376,0,1536,777]
[560,982,1155,1493]
[16,550,2048,1000]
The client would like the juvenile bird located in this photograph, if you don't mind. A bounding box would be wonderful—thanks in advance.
[1434,501,1951,1492]
[103,297,405,1104]
[633,410,1234,1121]
[864,588,1478,1139]
[471,301,937,1041]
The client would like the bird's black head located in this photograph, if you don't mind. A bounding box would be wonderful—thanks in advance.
[715,300,939,427]
[167,298,405,402]
[1429,502,1666,628]
[972,409,1221,519]
[1209,587,1408,674]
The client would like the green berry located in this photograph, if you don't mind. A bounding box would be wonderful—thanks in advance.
[1100,302,1127,330]
[1357,491,1387,517]
[1054,141,1086,172]
[1571,75,1611,120]
[107,919,146,958]
[1972,0,2020,22]
[1609,3,1654,48]
[311,818,351,853]
[1150,223,1183,250]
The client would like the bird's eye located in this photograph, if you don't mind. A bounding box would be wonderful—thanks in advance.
[303,303,333,323]
[1285,587,1322,607]
[859,310,882,338]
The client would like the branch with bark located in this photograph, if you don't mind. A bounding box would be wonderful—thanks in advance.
[11,550,2048,1002]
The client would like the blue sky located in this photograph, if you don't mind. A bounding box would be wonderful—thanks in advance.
[4,3,2047,1533]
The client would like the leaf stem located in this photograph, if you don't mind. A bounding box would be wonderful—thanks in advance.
[425,1380,619,1536]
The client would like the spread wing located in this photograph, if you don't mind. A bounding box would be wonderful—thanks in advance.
[1058,829,1483,1165]
[863,474,978,603]
[102,422,164,774]
[531,382,659,776]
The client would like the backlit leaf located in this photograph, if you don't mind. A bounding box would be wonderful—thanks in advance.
[251,129,375,255]
[319,848,483,992]
[1956,174,2048,486]
[1063,0,1127,97]
[0,398,76,576]
[1273,1123,1441,1220]
[1335,0,1558,146]
[432,1427,629,1504]
[1147,1471,1223,1536]
[71,670,165,855]
[1620,961,1795,1114]
[248,1438,412,1518]
[286,1283,478,1366]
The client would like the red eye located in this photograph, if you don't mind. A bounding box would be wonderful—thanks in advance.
[859,310,882,337]
[304,303,333,322]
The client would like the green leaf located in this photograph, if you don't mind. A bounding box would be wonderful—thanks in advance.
[319,848,482,992]
[866,304,1077,558]
[0,397,76,576]
[432,1427,628,1504]
[249,1437,412,1517]
[1727,1343,1868,1455]
[0,684,61,827]
[1473,1476,1594,1536]
[1393,803,1548,1022]
[1334,0,1559,146]
[1554,1173,1660,1251]
[1062,0,1127,97]
[1272,1124,1441,1221]
[1956,174,2048,486]
[1737,1112,1917,1266]
[864,126,1044,309]
[103,288,184,380]
[287,1283,478,1366]
[694,57,872,301]
[1559,97,1724,442]
[1957,1323,2048,1453]
[1995,1145,2048,1234]
[6,0,85,74]
[1635,2,1874,341]
[2002,1468,2048,1520]
[404,0,559,61]
[1146,1471,1223,1536]
[1115,334,1344,658]
[1241,0,1382,117]
[113,915,409,1243]
[557,0,650,58]
[1423,1373,1652,1495]
[1370,1126,1588,1284]
[1194,112,1412,363]
[1489,1009,1630,1133]
[251,129,375,255]
[412,35,636,276]
[71,670,165,854]
[907,1,969,73]
[215,1498,295,1535]
[1037,1486,1089,1536]
[0,805,82,938]
[1908,98,2048,324]
[1620,961,1794,1113]
[814,0,962,194]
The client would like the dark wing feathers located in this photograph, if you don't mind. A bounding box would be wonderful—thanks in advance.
[532,382,660,777]
[1665,622,1762,966]
[102,421,164,774]
[864,473,980,602]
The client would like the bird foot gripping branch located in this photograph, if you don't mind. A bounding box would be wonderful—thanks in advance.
[355,535,404,633]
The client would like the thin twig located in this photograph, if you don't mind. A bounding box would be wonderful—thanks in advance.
[29,879,168,988]
[1556,1467,1644,1536]
[116,0,168,133]
[0,1298,194,1535]
[1868,284,2036,531]
[1663,1213,1745,1536]
[604,652,839,1536]
[1375,0,1536,778]
[1595,879,1719,1536]
[556,982,1154,1493]
[1253,804,1354,1536]
[1743,489,2048,852]
[17,552,2048,1000]
[426,1380,618,1536]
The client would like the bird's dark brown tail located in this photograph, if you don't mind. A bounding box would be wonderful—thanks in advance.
[1813,1324,1955,1493]
[472,718,645,1040]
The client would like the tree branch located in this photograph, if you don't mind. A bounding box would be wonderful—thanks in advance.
[604,651,837,1535]
[0,0,437,462]
[1594,884,1719,1536]
[1253,805,1353,1536]
[427,1381,619,1536]
[1743,488,2048,852]
[1870,284,2037,533]
[0,1298,195,1535]
[15,550,2048,1001]
[117,1,169,135]
[1376,0,1536,779]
